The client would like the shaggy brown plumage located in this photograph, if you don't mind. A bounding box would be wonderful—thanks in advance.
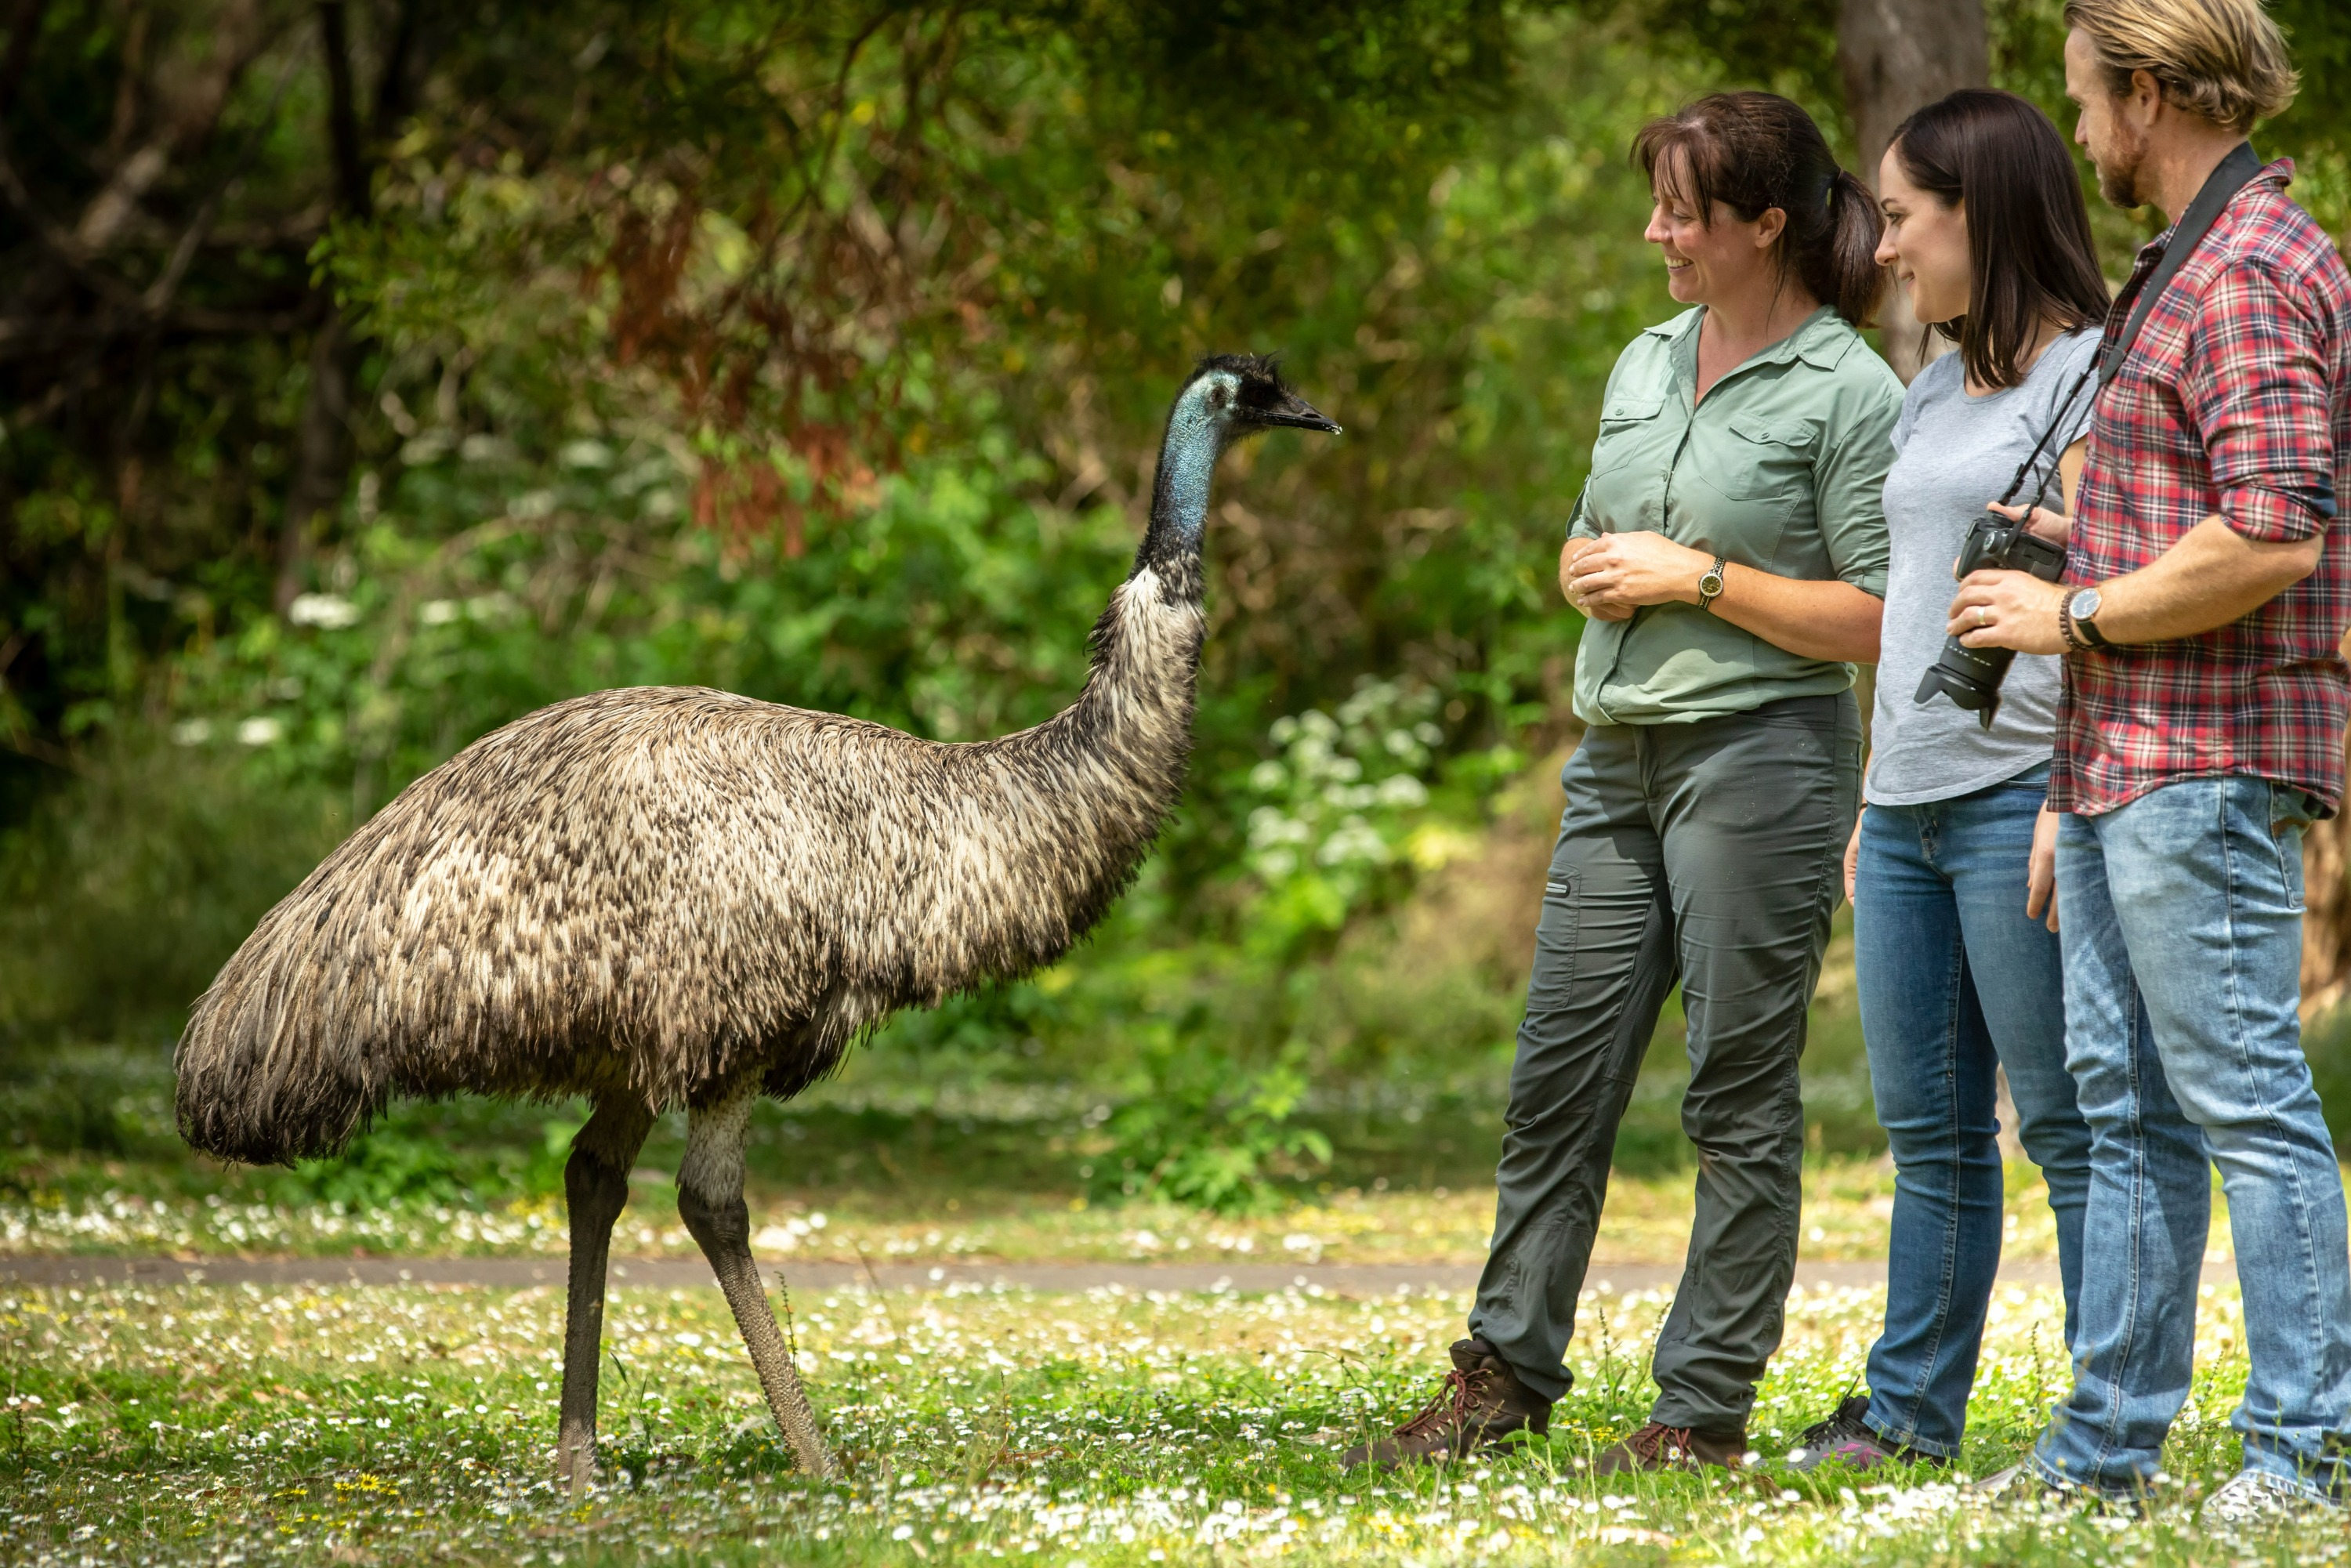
[172,353,1338,1487]
[175,588,1198,1162]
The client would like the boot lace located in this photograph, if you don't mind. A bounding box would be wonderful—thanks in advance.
[1795,1395,1874,1450]
[1625,1421,1698,1463]
[1395,1365,1494,1439]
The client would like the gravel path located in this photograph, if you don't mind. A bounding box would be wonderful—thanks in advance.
[0,1255,2140,1294]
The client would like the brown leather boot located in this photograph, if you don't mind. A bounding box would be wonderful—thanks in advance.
[1342,1338,1552,1468]
[1593,1421,1747,1474]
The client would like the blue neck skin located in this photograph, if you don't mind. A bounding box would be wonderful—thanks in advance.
[1150,382,1224,552]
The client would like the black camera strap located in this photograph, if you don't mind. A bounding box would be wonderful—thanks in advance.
[2097,140,2263,392]
[1993,141,2264,514]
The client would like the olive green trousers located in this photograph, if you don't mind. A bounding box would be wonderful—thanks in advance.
[1468,692,1860,1436]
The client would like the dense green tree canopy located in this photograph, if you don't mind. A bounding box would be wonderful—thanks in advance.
[2,0,2346,1051]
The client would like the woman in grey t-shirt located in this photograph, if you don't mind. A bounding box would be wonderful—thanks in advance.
[1783,91,2110,1473]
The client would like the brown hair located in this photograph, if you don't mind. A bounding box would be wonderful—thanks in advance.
[1890,90,2111,389]
[1633,92,1887,328]
[2063,0,2297,133]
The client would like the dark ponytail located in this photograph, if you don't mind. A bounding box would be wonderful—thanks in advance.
[1633,92,1889,328]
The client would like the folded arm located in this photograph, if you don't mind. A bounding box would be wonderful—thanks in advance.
[1567,531,1882,663]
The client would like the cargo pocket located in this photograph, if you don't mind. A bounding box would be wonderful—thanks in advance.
[1523,869,1581,1012]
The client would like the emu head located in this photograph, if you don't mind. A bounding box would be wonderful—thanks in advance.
[1178,353,1341,452]
[1143,353,1337,571]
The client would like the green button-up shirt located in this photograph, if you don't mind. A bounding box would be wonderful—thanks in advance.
[1570,305,1902,726]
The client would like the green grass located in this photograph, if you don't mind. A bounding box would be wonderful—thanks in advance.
[0,1041,2113,1266]
[0,1274,2313,1566]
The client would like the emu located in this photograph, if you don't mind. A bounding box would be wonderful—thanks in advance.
[173,355,1338,1487]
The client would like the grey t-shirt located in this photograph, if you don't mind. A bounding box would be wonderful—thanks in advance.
[1867,328,2103,806]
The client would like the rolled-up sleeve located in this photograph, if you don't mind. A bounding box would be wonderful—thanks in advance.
[1567,480,1597,541]
[1813,385,1900,598]
[2184,259,2339,543]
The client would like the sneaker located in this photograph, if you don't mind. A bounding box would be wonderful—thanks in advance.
[1783,1395,1945,1472]
[1342,1338,1551,1468]
[2198,1470,2346,1530]
[1972,1462,2139,1515]
[1593,1421,1747,1474]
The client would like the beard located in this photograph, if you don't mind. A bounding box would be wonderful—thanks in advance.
[2093,118,2154,209]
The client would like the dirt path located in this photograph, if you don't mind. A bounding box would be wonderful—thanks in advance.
[0,1255,2141,1294]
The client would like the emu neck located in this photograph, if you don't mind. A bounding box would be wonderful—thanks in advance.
[940,394,1219,989]
[1134,393,1221,596]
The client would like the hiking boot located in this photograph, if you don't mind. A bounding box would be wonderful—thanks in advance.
[1783,1395,1946,1472]
[1593,1421,1747,1474]
[1342,1338,1551,1468]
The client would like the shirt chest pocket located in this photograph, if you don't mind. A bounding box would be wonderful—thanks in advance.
[1588,397,1669,476]
[1695,411,1818,506]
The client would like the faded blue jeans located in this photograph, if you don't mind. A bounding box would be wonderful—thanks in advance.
[1853,768,2089,1461]
[2030,775,2351,1499]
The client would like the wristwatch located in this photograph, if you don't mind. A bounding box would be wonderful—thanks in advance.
[2063,586,2111,650]
[1697,557,1728,614]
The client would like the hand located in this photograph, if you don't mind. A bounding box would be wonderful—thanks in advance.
[1989,499,2070,548]
[2026,804,2060,932]
[1567,531,1714,617]
[1560,538,1632,621]
[1947,569,2067,656]
[1843,809,1863,906]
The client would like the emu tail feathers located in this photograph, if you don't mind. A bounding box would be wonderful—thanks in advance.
[174,909,388,1167]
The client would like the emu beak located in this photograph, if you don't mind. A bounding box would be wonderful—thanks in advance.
[1259,392,1342,434]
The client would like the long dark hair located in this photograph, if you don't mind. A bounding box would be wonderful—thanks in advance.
[1889,90,2110,389]
[1633,92,1886,328]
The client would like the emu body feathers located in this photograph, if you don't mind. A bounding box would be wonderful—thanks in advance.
[175,567,1201,1164]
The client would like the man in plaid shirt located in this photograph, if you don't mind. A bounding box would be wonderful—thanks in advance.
[1952,0,2351,1525]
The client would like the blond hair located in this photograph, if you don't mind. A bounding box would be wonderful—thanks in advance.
[2063,0,2298,132]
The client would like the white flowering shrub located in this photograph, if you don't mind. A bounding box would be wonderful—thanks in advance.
[1237,679,1446,958]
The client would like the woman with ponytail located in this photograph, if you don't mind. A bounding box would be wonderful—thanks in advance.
[1346,92,1902,1476]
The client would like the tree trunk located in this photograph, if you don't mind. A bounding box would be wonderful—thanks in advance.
[274,306,354,612]
[1836,0,1990,382]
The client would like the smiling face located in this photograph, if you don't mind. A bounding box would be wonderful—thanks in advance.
[2065,27,2154,208]
[1874,143,1970,326]
[1642,150,1788,309]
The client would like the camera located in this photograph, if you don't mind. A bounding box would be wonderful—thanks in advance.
[1913,512,2067,729]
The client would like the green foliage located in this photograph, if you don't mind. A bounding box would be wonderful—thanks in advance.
[1092,1043,1335,1215]
[283,1107,586,1210]
[1235,680,1447,958]
[0,739,345,1048]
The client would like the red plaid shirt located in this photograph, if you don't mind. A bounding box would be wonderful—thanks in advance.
[2053,160,2351,816]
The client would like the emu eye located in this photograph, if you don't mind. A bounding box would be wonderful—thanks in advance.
[1208,386,1229,409]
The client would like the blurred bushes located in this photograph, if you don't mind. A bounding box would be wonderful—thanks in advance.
[0,739,344,1048]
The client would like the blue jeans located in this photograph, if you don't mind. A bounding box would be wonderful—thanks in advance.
[1853,770,2090,1460]
[2030,775,2351,1499]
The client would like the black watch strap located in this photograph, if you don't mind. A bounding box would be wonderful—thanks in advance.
[2070,590,2112,649]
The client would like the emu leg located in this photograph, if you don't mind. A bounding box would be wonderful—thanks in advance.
[556,1095,655,1494]
[677,1088,838,1479]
